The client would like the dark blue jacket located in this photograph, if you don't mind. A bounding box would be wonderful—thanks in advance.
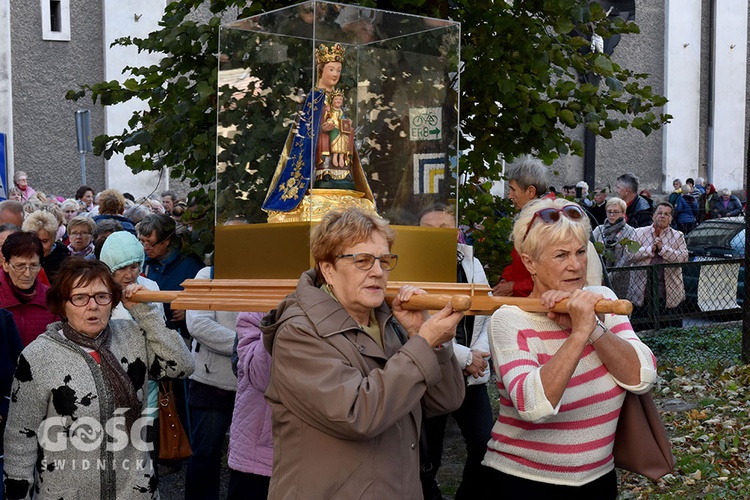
[625,195,654,228]
[1,308,23,454]
[674,194,698,225]
[92,214,137,235]
[144,247,204,332]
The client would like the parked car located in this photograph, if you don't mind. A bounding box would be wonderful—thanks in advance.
[683,217,745,312]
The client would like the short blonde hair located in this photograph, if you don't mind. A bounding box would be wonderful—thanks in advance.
[61,199,79,213]
[67,215,96,235]
[22,210,59,237]
[606,197,626,213]
[311,208,395,277]
[513,198,590,261]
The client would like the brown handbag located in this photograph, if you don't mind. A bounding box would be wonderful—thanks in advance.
[158,380,193,461]
[613,391,676,481]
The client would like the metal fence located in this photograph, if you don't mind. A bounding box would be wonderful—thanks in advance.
[597,216,745,331]
[605,259,743,331]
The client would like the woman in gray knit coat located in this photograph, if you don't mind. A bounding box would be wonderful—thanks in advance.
[3,258,194,500]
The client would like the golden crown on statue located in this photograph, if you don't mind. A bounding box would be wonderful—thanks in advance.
[328,88,345,100]
[315,43,346,65]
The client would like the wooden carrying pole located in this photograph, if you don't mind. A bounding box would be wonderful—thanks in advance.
[130,279,633,316]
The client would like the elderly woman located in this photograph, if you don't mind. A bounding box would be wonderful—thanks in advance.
[261,207,465,498]
[0,232,59,346]
[23,210,70,282]
[12,171,35,202]
[592,197,636,267]
[138,214,203,330]
[66,215,96,258]
[100,231,153,297]
[61,198,80,224]
[493,158,602,296]
[483,198,657,498]
[592,197,637,298]
[710,188,743,218]
[100,230,164,465]
[3,258,194,499]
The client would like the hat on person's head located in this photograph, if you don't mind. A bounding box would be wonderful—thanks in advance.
[100,231,144,272]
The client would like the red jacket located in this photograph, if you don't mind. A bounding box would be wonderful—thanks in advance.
[499,248,533,297]
[0,271,59,346]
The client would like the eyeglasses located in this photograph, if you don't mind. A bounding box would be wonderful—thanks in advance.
[68,293,113,307]
[336,253,399,271]
[7,262,42,273]
[523,205,585,242]
[69,232,92,238]
[606,210,623,216]
[139,231,175,249]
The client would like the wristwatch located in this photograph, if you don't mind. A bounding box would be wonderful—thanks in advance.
[588,318,608,344]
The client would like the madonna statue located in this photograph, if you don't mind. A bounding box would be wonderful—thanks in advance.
[262,43,374,217]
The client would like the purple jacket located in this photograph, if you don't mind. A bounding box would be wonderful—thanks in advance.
[227,312,273,476]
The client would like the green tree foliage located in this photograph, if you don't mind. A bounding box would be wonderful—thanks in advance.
[67,0,669,279]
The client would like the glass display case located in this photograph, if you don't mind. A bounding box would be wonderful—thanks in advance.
[215,1,462,280]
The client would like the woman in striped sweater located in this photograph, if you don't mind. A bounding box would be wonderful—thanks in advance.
[483,197,657,499]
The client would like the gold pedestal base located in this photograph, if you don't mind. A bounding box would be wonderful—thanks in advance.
[266,189,376,223]
[214,224,457,282]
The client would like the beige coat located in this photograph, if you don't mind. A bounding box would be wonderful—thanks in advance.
[627,225,688,308]
[261,270,465,499]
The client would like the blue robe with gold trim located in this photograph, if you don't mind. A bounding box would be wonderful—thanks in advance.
[262,89,326,212]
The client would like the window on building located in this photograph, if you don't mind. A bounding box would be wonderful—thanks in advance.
[50,1,61,32]
[41,0,70,41]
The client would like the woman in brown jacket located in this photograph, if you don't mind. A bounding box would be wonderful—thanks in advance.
[261,207,466,499]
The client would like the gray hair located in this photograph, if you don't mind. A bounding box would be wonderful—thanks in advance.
[507,157,549,198]
[61,199,79,213]
[720,188,732,196]
[123,203,151,225]
[616,172,639,193]
[136,213,176,242]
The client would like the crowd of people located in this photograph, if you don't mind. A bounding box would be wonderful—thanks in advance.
[0,177,203,500]
[1,158,733,499]
[589,174,743,328]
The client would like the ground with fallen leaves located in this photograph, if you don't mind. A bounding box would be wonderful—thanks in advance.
[618,323,746,498]
[435,323,747,499]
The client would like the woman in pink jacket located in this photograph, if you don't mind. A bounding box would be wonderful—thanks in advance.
[227,312,273,499]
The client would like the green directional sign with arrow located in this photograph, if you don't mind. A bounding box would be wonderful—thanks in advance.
[409,107,442,141]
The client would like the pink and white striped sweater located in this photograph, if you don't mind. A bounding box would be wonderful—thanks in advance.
[483,286,657,486]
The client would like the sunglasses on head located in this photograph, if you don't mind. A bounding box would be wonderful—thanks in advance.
[523,205,585,242]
